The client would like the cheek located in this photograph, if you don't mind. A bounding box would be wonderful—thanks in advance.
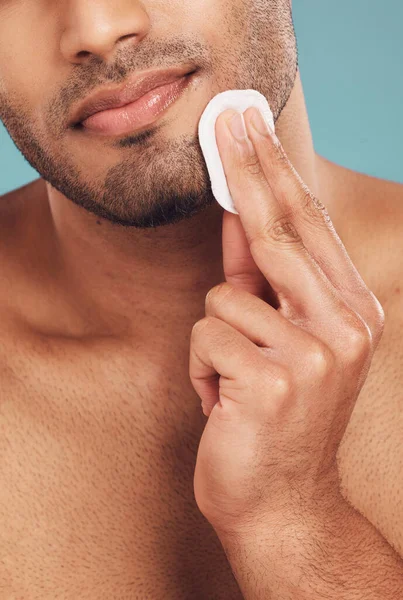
[0,6,55,119]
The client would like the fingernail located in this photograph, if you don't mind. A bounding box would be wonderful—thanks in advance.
[251,108,271,136]
[251,108,280,146]
[227,111,248,141]
[226,111,255,159]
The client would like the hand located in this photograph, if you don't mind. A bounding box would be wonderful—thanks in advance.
[189,107,385,538]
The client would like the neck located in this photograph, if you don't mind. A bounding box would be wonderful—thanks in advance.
[44,69,324,340]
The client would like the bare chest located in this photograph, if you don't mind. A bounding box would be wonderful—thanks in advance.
[1,314,402,598]
[0,340,243,599]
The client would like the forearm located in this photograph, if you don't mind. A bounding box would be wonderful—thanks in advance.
[216,492,403,599]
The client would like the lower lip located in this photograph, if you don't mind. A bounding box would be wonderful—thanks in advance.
[80,74,193,136]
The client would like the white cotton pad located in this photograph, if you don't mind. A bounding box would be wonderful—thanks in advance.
[198,89,275,215]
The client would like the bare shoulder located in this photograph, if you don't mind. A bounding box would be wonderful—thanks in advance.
[320,159,403,555]
[0,178,45,224]
[0,177,47,241]
[0,178,43,281]
[317,155,403,310]
[0,178,47,326]
[351,169,403,306]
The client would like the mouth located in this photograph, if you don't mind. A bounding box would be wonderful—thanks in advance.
[71,70,197,137]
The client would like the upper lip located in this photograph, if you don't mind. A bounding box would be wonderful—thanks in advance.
[69,65,196,127]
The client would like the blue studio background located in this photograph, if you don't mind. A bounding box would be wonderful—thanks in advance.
[1,0,402,195]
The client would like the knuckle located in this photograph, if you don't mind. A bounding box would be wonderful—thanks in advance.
[305,342,334,378]
[270,367,292,399]
[369,293,386,340]
[243,152,265,178]
[343,323,372,365]
[376,308,386,338]
[252,212,303,251]
[300,185,332,226]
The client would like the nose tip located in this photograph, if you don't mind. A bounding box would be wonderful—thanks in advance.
[60,3,150,64]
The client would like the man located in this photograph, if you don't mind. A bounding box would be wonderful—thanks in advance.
[0,0,402,598]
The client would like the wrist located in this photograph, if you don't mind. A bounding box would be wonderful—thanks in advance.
[216,491,359,590]
[214,484,403,600]
[214,469,347,542]
[214,483,352,549]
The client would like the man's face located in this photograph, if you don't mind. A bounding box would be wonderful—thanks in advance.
[0,0,297,228]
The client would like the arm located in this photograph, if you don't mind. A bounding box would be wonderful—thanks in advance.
[217,491,403,599]
[190,107,402,598]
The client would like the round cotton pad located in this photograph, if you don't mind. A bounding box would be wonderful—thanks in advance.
[198,89,275,215]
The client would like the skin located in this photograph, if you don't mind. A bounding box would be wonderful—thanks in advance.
[190,108,403,597]
[0,0,296,228]
[1,0,403,597]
